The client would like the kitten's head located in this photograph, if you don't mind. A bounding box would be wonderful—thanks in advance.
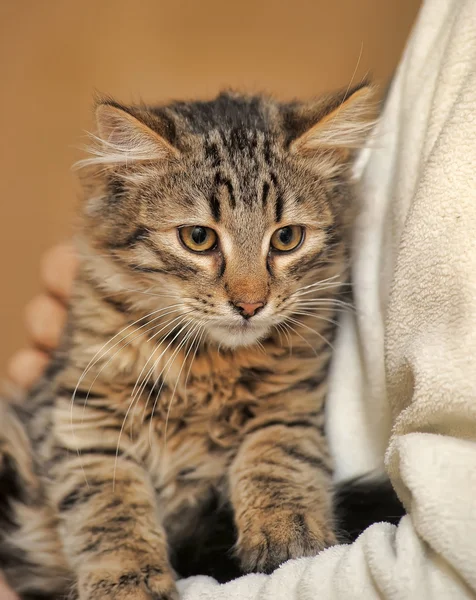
[78,85,376,348]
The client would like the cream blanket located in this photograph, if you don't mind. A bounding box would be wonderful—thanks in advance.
[178,0,476,597]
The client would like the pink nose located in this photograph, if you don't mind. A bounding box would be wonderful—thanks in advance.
[234,301,265,318]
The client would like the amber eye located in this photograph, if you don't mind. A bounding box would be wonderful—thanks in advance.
[270,225,304,252]
[179,226,218,252]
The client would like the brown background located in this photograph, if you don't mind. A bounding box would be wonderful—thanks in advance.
[0,0,420,375]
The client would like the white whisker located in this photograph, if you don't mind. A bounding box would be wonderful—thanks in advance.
[281,319,318,357]
[70,303,187,479]
[80,308,191,422]
[163,322,205,446]
[284,315,335,352]
[145,319,198,447]
[183,325,206,402]
[291,311,340,327]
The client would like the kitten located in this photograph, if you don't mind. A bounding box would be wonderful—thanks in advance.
[0,85,402,600]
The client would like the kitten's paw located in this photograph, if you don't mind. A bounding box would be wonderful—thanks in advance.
[79,561,178,600]
[143,564,179,600]
[236,511,336,574]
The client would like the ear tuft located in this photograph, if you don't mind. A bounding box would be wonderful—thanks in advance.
[290,84,378,160]
[76,102,179,169]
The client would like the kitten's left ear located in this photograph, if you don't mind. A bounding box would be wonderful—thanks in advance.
[289,83,377,160]
[79,102,180,169]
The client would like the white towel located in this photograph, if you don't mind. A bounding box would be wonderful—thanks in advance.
[178,0,476,596]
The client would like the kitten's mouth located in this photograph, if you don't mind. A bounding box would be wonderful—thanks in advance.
[206,319,270,349]
[229,319,252,330]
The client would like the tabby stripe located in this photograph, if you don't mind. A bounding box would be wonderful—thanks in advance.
[106,226,149,250]
[208,191,221,221]
[117,573,141,587]
[43,354,67,379]
[224,177,236,209]
[260,458,300,471]
[58,485,101,512]
[250,474,290,486]
[86,525,130,537]
[262,182,270,207]
[141,565,165,578]
[127,263,168,274]
[217,254,226,278]
[246,419,315,434]
[76,447,136,460]
[79,540,102,554]
[204,141,221,167]
[275,193,284,223]
[215,172,236,209]
[81,402,120,415]
[122,250,199,276]
[59,387,105,400]
[263,139,272,165]
[276,443,332,474]
[101,294,130,314]
[109,177,125,201]
[286,372,328,392]
[270,172,284,222]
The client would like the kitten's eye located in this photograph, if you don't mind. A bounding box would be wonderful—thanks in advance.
[270,226,304,252]
[179,226,218,252]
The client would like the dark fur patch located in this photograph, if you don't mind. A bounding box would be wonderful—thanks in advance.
[276,443,332,475]
[334,475,405,543]
[169,492,242,583]
[262,182,270,207]
[208,191,221,221]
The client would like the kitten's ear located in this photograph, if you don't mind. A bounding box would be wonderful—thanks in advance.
[85,102,179,167]
[290,84,377,160]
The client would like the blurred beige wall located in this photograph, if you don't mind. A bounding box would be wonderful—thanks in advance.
[0,0,420,375]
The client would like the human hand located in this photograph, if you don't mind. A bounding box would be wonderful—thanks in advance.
[6,243,77,390]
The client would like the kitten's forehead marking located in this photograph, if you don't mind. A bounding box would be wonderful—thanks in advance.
[200,129,288,233]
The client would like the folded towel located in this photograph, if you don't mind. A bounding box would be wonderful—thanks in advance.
[178,0,476,596]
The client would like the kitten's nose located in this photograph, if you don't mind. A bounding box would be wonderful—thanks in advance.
[234,301,265,318]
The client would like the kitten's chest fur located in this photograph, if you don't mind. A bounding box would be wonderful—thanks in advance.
[40,323,329,524]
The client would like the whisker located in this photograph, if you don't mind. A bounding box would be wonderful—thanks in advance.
[255,339,267,355]
[284,315,335,352]
[72,303,186,405]
[127,312,197,415]
[274,323,284,346]
[275,321,293,354]
[293,280,348,293]
[281,319,319,357]
[132,315,195,427]
[146,320,198,447]
[80,308,191,423]
[183,325,206,402]
[111,313,196,483]
[291,310,340,327]
[140,319,195,430]
[292,272,344,293]
[163,322,205,445]
[295,298,353,308]
[114,318,196,488]
[70,303,187,479]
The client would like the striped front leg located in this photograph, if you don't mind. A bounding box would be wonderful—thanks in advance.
[229,422,336,574]
[51,449,177,600]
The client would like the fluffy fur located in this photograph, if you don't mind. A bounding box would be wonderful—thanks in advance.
[0,85,402,600]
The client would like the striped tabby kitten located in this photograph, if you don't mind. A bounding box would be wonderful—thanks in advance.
[1,84,377,600]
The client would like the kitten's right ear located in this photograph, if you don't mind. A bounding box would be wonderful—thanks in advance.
[79,103,179,169]
[288,84,377,162]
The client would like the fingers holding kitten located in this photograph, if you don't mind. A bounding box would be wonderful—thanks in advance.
[25,293,67,351]
[7,242,76,390]
[40,242,77,302]
[7,347,50,390]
